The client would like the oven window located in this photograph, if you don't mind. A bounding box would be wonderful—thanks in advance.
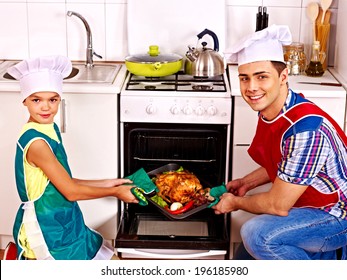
[126,208,224,238]
[134,134,217,162]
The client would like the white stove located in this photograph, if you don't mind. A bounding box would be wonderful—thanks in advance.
[116,0,232,260]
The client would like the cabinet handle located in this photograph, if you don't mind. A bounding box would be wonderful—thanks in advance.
[60,99,66,133]
[235,144,250,147]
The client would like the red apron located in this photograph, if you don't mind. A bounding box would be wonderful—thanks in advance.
[248,101,343,208]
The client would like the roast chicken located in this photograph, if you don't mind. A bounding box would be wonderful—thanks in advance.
[154,170,204,204]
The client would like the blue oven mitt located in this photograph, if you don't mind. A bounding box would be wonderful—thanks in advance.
[125,168,158,206]
[207,184,227,208]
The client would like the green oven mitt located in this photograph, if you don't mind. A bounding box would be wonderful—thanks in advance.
[125,168,158,206]
[207,184,227,208]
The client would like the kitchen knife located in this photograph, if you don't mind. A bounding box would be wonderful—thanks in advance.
[262,7,269,29]
[256,6,262,31]
[297,82,342,87]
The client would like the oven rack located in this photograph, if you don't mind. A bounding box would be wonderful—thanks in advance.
[133,135,218,162]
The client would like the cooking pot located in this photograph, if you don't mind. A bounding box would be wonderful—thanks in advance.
[125,45,182,77]
[185,29,225,77]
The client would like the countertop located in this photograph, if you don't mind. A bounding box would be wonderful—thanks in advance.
[228,64,346,98]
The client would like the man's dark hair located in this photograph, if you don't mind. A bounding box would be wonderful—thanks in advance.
[271,61,287,76]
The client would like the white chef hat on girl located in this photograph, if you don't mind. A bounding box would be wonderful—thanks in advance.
[7,55,72,101]
[225,24,292,66]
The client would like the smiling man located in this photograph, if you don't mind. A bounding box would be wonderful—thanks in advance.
[213,25,347,260]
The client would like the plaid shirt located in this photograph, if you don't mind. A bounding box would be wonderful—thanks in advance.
[277,90,347,219]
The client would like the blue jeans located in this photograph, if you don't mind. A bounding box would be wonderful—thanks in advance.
[240,208,347,260]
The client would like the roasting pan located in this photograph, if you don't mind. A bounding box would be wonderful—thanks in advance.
[145,163,213,220]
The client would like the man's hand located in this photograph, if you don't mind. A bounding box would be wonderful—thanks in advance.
[227,178,250,197]
[212,192,238,214]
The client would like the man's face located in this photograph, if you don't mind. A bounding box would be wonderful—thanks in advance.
[23,92,61,124]
[238,61,288,120]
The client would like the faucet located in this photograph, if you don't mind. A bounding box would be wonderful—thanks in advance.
[67,11,102,68]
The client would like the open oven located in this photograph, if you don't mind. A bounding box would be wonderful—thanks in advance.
[115,70,232,259]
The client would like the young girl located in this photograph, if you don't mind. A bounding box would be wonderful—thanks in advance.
[8,55,138,260]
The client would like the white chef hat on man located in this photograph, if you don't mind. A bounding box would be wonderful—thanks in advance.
[226,24,292,66]
[7,55,72,101]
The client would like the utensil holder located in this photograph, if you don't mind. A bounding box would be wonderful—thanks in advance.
[316,23,330,70]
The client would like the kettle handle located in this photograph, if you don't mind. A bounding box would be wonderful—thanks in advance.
[197,28,219,52]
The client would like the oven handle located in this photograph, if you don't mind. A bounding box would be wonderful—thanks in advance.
[60,98,66,133]
[116,248,227,259]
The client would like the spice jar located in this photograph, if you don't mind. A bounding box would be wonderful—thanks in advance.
[283,42,306,75]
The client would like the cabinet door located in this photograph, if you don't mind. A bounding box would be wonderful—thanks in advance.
[233,96,258,144]
[60,93,119,239]
[231,145,271,243]
[0,92,27,240]
[309,97,346,130]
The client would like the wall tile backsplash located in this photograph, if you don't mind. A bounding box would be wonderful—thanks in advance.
[0,0,339,66]
[28,3,68,58]
[66,3,106,61]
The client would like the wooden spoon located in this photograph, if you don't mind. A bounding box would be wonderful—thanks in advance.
[321,0,333,24]
[307,2,319,41]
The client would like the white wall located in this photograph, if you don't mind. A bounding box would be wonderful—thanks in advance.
[0,0,340,66]
[0,0,127,61]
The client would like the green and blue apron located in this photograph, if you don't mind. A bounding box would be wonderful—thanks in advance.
[13,122,113,260]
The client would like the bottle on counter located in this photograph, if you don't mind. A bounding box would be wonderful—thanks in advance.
[305,41,326,77]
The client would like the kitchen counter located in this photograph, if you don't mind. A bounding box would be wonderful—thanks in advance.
[0,60,128,94]
[228,64,346,98]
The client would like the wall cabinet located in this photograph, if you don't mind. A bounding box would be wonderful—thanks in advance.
[60,92,120,240]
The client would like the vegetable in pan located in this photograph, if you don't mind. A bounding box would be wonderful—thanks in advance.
[151,166,215,215]
[165,201,194,215]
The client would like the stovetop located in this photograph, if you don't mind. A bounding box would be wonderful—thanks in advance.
[125,71,228,92]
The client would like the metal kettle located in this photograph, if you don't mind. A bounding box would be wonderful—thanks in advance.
[185,29,225,77]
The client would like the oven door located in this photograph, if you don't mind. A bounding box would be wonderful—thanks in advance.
[116,122,231,259]
[121,122,230,184]
[116,203,230,259]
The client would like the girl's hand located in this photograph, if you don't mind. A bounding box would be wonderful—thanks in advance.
[108,178,133,188]
[114,184,139,203]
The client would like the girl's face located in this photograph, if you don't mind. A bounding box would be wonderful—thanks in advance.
[23,92,61,124]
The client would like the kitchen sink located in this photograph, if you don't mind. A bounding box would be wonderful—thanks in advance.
[0,61,121,84]
[65,63,121,83]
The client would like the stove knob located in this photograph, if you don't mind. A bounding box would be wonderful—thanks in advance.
[195,105,205,116]
[170,105,180,115]
[146,104,156,115]
[183,105,193,115]
[207,106,218,116]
